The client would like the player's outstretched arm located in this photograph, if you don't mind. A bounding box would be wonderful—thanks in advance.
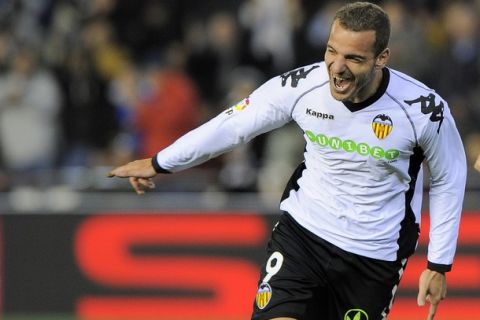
[108,158,157,195]
[417,269,447,320]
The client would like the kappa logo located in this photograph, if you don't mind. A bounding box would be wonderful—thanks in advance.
[372,114,393,139]
[344,308,369,320]
[281,65,319,88]
[306,108,334,120]
[255,282,272,309]
[404,93,444,133]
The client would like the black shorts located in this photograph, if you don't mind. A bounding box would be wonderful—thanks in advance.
[252,213,407,320]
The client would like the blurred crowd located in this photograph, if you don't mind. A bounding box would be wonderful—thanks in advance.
[0,0,479,195]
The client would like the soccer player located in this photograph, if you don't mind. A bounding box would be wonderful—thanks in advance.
[108,2,467,320]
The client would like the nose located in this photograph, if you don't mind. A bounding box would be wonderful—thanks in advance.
[329,56,347,74]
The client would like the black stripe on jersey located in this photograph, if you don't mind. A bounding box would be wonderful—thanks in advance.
[281,162,307,202]
[397,146,424,259]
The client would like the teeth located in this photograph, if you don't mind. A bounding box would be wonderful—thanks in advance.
[334,76,349,88]
[334,77,344,87]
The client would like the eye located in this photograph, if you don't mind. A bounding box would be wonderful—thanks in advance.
[326,47,336,54]
[347,57,364,63]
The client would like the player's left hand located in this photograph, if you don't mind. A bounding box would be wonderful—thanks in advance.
[108,158,157,195]
[474,154,480,173]
[417,269,447,320]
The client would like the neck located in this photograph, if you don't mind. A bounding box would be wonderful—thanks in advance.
[353,68,384,103]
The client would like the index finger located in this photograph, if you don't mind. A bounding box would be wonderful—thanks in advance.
[108,164,130,178]
[417,270,429,306]
[427,300,438,320]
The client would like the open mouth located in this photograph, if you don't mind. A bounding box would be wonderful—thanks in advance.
[333,75,353,93]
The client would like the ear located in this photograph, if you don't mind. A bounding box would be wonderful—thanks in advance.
[375,48,390,69]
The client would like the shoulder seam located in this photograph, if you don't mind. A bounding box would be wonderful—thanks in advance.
[389,69,434,92]
[290,80,329,116]
[386,91,419,145]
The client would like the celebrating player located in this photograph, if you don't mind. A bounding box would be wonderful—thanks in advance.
[108,2,466,320]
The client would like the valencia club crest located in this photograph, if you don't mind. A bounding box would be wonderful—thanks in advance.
[372,114,393,139]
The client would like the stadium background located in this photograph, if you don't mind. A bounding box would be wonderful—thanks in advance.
[0,0,479,319]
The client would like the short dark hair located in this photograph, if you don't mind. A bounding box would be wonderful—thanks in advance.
[333,2,390,56]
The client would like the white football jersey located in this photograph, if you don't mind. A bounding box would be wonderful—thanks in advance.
[155,62,467,269]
